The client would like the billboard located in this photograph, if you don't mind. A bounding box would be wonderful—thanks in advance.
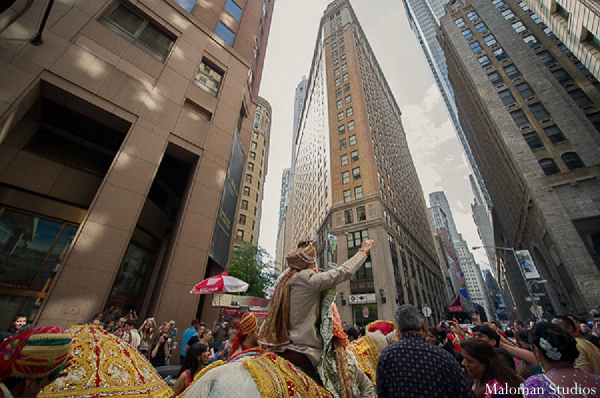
[209,132,246,269]
[515,249,540,279]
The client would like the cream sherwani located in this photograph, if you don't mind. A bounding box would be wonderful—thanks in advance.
[273,251,368,366]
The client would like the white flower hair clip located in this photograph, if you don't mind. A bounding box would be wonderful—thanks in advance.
[539,337,562,361]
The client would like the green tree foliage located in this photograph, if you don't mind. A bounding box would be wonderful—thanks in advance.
[228,243,275,298]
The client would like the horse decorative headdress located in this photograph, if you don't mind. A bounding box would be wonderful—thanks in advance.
[259,239,316,347]
[229,312,258,359]
[0,326,71,382]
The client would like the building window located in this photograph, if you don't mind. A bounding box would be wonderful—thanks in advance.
[478,55,490,67]
[344,83,350,93]
[529,103,550,120]
[350,150,358,162]
[510,109,529,126]
[338,124,346,135]
[340,138,347,150]
[345,209,353,224]
[341,154,348,166]
[215,21,235,45]
[249,151,256,159]
[332,42,337,49]
[552,68,572,85]
[341,54,346,61]
[333,59,339,66]
[357,206,366,221]
[462,29,473,40]
[343,189,351,203]
[335,77,341,86]
[349,134,356,146]
[346,107,353,117]
[516,82,534,99]
[243,186,251,196]
[101,2,175,62]
[342,73,349,82]
[537,51,556,66]
[467,11,479,21]
[253,131,259,139]
[348,120,355,131]
[562,152,585,170]
[488,71,503,85]
[523,132,544,150]
[498,89,515,105]
[236,229,244,240]
[241,200,248,210]
[483,35,496,47]
[354,186,363,199]
[585,28,600,52]
[251,141,258,149]
[342,171,350,184]
[475,22,487,33]
[336,88,341,97]
[238,214,246,225]
[455,18,465,29]
[337,99,343,109]
[555,3,569,20]
[337,112,344,121]
[504,64,521,79]
[224,0,243,20]
[194,59,224,97]
[544,125,566,144]
[342,63,348,71]
[493,48,507,61]
[569,89,593,108]
[352,167,361,180]
[245,174,252,183]
[539,158,560,175]
[334,68,340,76]
[247,162,254,171]
[345,95,352,104]
[470,42,482,53]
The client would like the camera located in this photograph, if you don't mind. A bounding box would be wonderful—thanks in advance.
[441,321,450,329]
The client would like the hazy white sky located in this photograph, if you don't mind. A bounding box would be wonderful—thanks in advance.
[257,0,489,268]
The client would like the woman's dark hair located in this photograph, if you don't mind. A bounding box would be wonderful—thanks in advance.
[427,327,445,343]
[178,342,209,377]
[529,322,579,363]
[516,329,530,344]
[460,338,522,390]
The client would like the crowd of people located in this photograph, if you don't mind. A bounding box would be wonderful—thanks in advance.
[376,305,600,398]
[2,237,600,398]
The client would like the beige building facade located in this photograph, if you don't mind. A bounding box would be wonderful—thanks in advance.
[439,0,600,319]
[0,0,274,332]
[233,96,270,248]
[524,0,600,81]
[285,0,447,326]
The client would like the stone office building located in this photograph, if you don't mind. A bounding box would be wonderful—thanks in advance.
[0,0,274,331]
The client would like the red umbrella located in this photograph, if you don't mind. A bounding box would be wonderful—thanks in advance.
[190,271,249,294]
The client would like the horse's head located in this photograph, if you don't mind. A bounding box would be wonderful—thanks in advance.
[365,320,399,344]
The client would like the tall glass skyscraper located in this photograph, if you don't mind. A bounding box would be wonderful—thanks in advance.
[402,0,491,207]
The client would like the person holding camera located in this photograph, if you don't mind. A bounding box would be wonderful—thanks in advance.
[150,330,171,367]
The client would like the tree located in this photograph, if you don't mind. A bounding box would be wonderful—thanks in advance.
[228,243,275,298]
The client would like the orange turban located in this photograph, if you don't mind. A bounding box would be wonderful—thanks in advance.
[0,326,71,382]
[285,239,316,270]
[228,312,258,359]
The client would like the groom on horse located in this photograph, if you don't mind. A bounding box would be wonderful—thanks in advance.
[259,238,375,397]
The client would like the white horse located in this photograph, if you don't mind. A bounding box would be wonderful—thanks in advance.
[180,331,389,398]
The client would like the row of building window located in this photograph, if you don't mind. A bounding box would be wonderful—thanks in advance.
[457,6,588,176]
[344,206,367,224]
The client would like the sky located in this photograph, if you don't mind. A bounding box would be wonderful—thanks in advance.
[257,0,489,269]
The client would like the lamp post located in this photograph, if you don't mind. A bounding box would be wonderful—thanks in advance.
[472,245,540,322]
